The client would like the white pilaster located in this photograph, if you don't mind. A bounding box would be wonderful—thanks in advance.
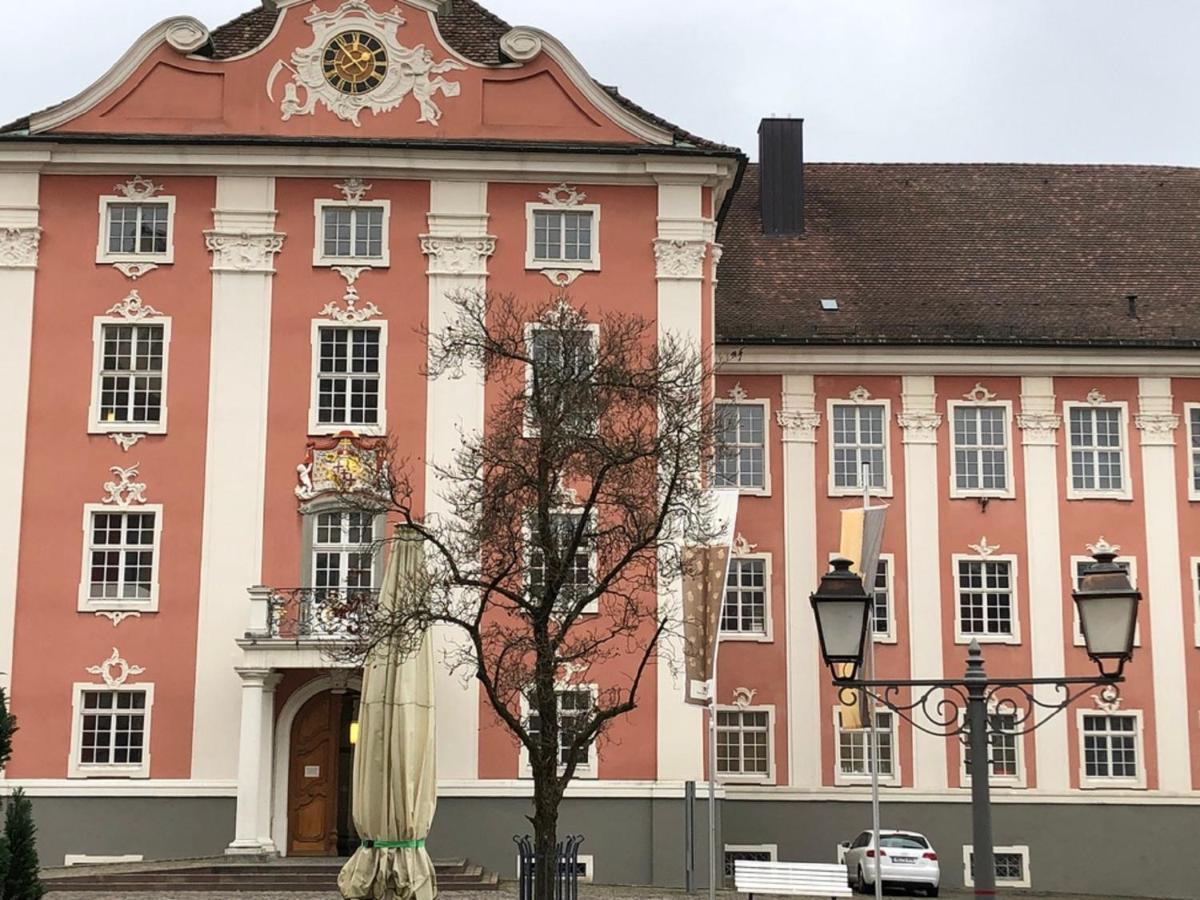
[654,180,711,780]
[779,376,821,786]
[422,180,493,781]
[227,667,277,854]
[0,172,39,704]
[257,672,281,851]
[1136,377,1190,792]
[192,176,282,780]
[899,375,947,790]
[1018,377,1070,791]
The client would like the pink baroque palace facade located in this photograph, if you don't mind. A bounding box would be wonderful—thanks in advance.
[0,2,1196,897]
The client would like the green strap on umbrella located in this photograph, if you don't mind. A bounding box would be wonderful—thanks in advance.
[361,839,425,849]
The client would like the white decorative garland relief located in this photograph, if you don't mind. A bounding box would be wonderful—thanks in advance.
[86,647,145,686]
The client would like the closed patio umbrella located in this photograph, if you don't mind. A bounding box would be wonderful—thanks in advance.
[339,526,438,900]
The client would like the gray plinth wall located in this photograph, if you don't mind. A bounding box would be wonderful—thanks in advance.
[25,792,1197,899]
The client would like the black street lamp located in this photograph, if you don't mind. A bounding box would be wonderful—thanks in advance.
[810,550,1139,899]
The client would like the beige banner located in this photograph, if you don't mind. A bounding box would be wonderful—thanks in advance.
[683,489,740,706]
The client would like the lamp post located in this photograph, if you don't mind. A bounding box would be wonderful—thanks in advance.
[810,550,1139,898]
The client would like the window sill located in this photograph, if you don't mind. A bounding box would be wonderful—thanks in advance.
[526,260,600,272]
[80,601,157,613]
[313,256,389,269]
[1078,779,1146,791]
[949,490,1016,501]
[717,774,775,786]
[871,634,898,645]
[88,424,166,436]
[828,487,893,499]
[1065,491,1134,502]
[954,634,1021,646]
[308,424,385,438]
[718,631,773,644]
[69,767,150,780]
[833,776,899,788]
[97,254,173,266]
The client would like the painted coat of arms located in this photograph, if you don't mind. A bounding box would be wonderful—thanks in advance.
[267,1,467,127]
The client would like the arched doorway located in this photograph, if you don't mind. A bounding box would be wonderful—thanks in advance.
[286,687,360,856]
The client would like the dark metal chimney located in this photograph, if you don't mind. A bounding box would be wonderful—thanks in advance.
[759,118,804,235]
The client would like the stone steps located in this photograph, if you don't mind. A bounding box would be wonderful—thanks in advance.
[43,858,500,893]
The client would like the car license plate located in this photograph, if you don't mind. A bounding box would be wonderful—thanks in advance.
[892,857,916,864]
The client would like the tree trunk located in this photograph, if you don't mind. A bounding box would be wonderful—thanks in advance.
[531,775,560,900]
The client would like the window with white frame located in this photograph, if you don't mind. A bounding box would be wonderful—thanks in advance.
[962,711,1022,784]
[950,403,1011,496]
[1080,712,1142,786]
[716,706,772,781]
[92,322,167,431]
[527,325,597,434]
[829,402,888,494]
[314,201,390,266]
[955,556,1018,642]
[964,846,1031,889]
[528,511,596,613]
[1070,556,1138,646]
[525,199,601,271]
[716,402,768,492]
[70,684,153,778]
[97,197,175,265]
[1188,406,1200,498]
[79,506,162,612]
[835,708,896,784]
[1066,404,1128,496]
[721,556,769,639]
[871,556,894,641]
[1192,558,1200,648]
[723,845,777,886]
[525,686,596,775]
[311,324,385,434]
[312,510,376,591]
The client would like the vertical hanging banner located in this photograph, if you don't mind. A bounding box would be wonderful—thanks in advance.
[835,504,889,727]
[683,489,740,706]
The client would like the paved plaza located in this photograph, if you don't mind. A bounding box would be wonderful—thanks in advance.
[42,885,1174,900]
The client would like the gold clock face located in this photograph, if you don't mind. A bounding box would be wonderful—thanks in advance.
[322,31,388,95]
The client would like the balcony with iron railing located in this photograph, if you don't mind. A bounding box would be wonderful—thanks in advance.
[245,586,380,642]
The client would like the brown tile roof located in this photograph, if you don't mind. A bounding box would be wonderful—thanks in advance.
[716,162,1200,348]
[200,0,732,151]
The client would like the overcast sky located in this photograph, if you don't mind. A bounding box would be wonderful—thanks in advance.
[4,1,1197,165]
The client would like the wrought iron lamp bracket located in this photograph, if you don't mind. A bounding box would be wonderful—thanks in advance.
[836,675,1123,739]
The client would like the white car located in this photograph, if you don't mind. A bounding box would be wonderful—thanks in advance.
[840,829,940,896]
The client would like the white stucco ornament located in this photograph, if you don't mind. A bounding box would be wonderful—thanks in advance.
[86,647,146,687]
[267,0,466,128]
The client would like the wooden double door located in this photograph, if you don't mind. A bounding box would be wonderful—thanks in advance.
[287,689,360,856]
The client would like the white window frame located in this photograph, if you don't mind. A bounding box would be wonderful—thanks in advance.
[312,199,391,267]
[1192,557,1200,648]
[947,400,1015,499]
[519,684,600,779]
[952,553,1021,645]
[1187,403,1200,501]
[308,320,388,436]
[871,553,897,644]
[1063,400,1132,500]
[68,682,154,779]
[522,322,600,438]
[715,704,776,785]
[1069,555,1140,647]
[524,202,601,272]
[832,706,900,786]
[524,506,599,616]
[826,398,892,497]
[97,194,176,266]
[715,398,772,496]
[310,508,378,592]
[959,707,1027,788]
[87,314,172,435]
[720,552,773,643]
[1076,708,1146,789]
[77,503,164,615]
[724,844,778,885]
[963,845,1031,890]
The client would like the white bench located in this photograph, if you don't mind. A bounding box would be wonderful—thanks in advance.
[734,859,852,900]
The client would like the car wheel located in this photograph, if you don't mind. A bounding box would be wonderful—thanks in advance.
[926,887,939,898]
[856,867,869,894]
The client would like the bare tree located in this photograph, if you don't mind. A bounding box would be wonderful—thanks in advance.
[335,289,717,899]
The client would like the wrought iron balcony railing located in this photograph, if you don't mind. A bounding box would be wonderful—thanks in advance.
[246,586,379,640]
